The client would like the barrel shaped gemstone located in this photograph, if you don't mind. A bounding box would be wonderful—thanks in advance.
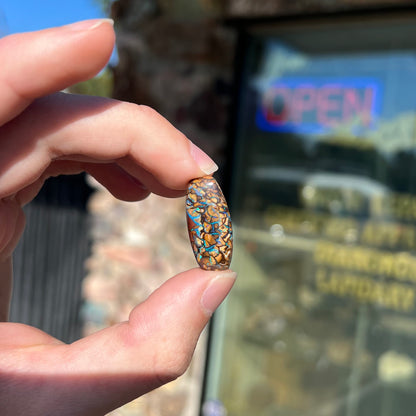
[186,176,233,270]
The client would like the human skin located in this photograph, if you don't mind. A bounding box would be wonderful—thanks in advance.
[0,19,236,415]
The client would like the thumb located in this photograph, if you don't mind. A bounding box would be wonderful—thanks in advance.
[72,267,236,381]
[28,268,236,415]
[128,267,236,380]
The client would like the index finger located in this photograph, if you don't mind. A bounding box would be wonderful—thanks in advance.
[0,93,218,199]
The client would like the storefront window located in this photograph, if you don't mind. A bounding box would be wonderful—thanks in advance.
[203,15,416,416]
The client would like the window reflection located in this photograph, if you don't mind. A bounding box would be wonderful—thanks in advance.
[204,16,416,416]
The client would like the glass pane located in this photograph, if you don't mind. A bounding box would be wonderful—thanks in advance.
[204,16,416,416]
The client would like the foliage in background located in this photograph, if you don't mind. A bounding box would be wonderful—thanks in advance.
[68,68,114,97]
[158,0,225,20]
[93,0,113,16]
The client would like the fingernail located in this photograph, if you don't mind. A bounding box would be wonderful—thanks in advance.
[201,271,236,316]
[189,142,218,175]
[65,18,114,32]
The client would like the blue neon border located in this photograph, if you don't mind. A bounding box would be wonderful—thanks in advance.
[255,77,383,135]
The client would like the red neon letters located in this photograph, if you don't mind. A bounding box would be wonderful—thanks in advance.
[263,84,375,128]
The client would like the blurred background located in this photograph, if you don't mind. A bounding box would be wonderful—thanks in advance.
[4,1,416,415]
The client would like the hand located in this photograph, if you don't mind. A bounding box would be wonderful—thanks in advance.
[0,19,236,415]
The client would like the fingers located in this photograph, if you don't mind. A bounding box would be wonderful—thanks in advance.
[15,160,152,206]
[0,268,236,415]
[0,322,62,347]
[0,93,218,200]
[0,200,25,259]
[67,268,236,411]
[0,19,115,125]
[73,267,236,371]
[0,19,218,201]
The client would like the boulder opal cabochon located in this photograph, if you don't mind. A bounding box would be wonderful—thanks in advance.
[186,176,233,270]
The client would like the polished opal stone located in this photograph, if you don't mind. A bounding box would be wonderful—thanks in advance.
[186,176,233,270]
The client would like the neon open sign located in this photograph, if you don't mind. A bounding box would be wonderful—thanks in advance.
[256,78,382,134]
